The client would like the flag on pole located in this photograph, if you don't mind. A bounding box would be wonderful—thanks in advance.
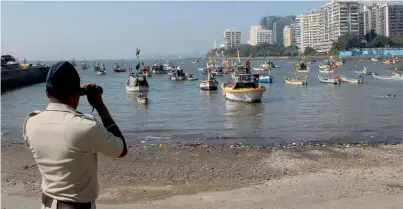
[136,47,140,58]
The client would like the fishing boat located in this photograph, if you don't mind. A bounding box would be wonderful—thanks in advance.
[163,59,173,71]
[186,73,198,81]
[317,74,340,84]
[341,75,363,83]
[373,94,396,99]
[113,61,127,72]
[97,62,106,75]
[81,60,89,70]
[371,57,379,62]
[169,69,187,81]
[151,63,165,74]
[372,73,392,80]
[383,60,396,65]
[200,69,218,90]
[126,72,149,92]
[258,70,273,83]
[284,75,308,85]
[221,74,266,102]
[137,93,149,104]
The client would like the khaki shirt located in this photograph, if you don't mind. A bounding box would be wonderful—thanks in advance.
[23,103,124,203]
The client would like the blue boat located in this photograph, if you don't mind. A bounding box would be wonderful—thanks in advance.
[259,74,273,83]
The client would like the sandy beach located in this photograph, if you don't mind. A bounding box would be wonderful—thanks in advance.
[2,142,403,209]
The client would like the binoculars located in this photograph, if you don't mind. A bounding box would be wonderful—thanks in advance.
[79,86,103,96]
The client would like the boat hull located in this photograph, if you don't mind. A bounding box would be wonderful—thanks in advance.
[221,84,265,102]
[97,71,106,75]
[200,80,218,90]
[170,76,187,81]
[318,75,340,84]
[341,75,363,83]
[284,76,307,85]
[125,85,149,92]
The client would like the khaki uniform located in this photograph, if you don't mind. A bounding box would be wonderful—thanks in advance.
[23,103,124,208]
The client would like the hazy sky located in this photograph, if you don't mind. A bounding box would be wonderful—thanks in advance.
[2,1,324,60]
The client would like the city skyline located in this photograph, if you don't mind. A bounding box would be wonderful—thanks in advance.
[1,1,324,60]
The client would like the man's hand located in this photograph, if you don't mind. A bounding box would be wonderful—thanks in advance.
[82,83,104,109]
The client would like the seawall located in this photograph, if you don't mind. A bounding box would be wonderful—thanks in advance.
[1,66,50,93]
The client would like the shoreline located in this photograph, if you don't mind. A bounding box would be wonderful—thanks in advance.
[2,142,403,208]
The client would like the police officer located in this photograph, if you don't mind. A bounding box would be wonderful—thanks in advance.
[23,61,127,209]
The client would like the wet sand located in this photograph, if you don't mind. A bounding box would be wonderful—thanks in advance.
[2,143,403,209]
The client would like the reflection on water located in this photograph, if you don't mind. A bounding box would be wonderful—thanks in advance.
[2,59,403,146]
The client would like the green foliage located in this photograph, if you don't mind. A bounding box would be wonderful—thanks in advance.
[303,47,317,56]
[207,43,301,57]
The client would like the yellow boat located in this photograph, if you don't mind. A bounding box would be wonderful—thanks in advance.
[284,75,307,85]
[383,60,397,65]
[319,64,329,69]
[335,62,343,67]
[221,74,266,102]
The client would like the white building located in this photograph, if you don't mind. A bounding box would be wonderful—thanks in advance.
[362,2,403,37]
[296,0,360,53]
[248,26,272,46]
[296,9,322,53]
[223,28,241,49]
[283,24,296,47]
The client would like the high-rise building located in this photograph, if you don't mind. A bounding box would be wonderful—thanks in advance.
[361,2,403,37]
[260,15,296,45]
[296,9,323,53]
[223,28,241,49]
[283,24,296,47]
[248,26,272,46]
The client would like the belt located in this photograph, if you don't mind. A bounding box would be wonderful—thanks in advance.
[41,193,92,209]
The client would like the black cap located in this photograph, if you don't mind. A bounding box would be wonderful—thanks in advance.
[46,61,80,90]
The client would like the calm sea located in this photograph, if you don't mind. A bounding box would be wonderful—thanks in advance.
[2,59,403,146]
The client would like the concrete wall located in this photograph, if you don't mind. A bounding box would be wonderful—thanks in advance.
[1,67,49,93]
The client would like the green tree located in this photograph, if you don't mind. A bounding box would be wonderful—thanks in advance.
[304,47,317,56]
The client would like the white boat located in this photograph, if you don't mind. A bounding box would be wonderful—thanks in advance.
[341,75,363,83]
[371,57,379,62]
[125,73,149,92]
[296,66,310,73]
[392,72,403,80]
[97,71,106,75]
[372,73,392,80]
[200,70,218,90]
[97,62,106,75]
[221,74,266,102]
[318,74,340,84]
[284,75,308,85]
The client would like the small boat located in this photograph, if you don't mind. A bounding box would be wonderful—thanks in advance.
[152,63,166,74]
[198,67,205,71]
[296,67,310,73]
[126,72,149,92]
[258,71,273,83]
[354,67,371,75]
[318,74,340,84]
[113,61,127,72]
[200,69,218,90]
[284,75,308,85]
[371,57,379,62]
[170,69,187,81]
[97,62,106,75]
[392,72,403,80]
[373,94,396,99]
[383,60,396,65]
[186,73,198,81]
[137,93,149,104]
[221,74,266,102]
[81,60,89,70]
[341,75,363,83]
[372,73,392,80]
